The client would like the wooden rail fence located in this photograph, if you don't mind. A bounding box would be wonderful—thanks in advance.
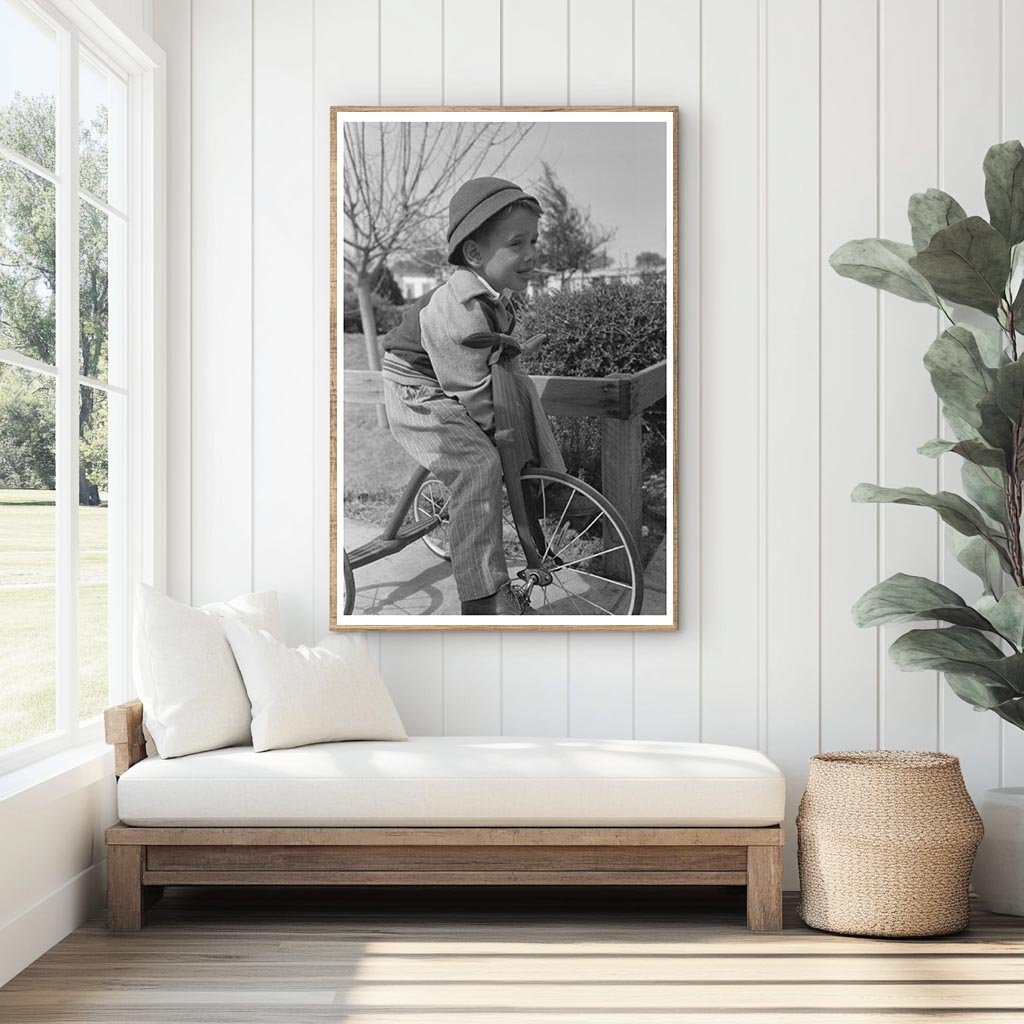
[344,360,668,547]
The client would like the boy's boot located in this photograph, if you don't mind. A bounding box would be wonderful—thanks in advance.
[461,581,535,615]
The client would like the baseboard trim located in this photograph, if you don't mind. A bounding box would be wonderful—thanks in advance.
[0,859,107,987]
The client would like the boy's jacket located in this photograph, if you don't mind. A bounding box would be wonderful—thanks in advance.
[381,268,565,472]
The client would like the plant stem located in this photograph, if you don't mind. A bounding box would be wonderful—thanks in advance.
[1006,306,1024,586]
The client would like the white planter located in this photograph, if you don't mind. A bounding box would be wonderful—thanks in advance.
[973,787,1024,916]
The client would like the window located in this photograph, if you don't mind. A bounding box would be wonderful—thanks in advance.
[0,0,161,773]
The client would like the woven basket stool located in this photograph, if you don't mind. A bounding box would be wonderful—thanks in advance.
[796,751,983,937]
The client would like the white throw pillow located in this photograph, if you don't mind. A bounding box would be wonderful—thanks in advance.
[222,621,408,752]
[133,584,283,758]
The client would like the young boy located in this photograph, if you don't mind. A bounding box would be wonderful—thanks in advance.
[381,176,561,615]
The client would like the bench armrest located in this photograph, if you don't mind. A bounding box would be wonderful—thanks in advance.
[104,699,149,776]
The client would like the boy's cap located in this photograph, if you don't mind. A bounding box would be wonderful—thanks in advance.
[447,177,541,264]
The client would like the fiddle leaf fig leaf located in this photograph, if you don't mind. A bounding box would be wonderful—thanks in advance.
[1012,277,1024,325]
[923,325,997,428]
[851,483,1013,574]
[852,573,994,630]
[976,589,1024,649]
[918,437,1007,471]
[977,392,1016,459]
[909,216,1011,315]
[1008,241,1024,305]
[944,671,1024,713]
[909,188,968,251]
[962,461,1009,528]
[888,627,1024,703]
[983,686,1024,728]
[968,322,1012,369]
[830,238,943,307]
[950,532,1004,597]
[993,357,1024,423]
[942,406,983,442]
[984,140,1024,246]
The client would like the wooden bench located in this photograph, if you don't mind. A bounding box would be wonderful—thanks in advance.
[104,699,784,932]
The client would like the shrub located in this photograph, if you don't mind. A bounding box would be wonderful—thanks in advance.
[342,263,408,334]
[342,294,407,335]
[516,275,667,377]
[516,277,668,492]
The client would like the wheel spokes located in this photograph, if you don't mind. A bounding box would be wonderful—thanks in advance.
[553,544,626,572]
[560,564,633,590]
[551,508,607,562]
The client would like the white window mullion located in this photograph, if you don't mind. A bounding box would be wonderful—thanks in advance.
[122,71,145,704]
[55,23,81,735]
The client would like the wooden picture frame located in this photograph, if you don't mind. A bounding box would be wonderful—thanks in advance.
[330,107,678,630]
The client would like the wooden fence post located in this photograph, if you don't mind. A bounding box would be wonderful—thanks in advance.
[601,373,643,578]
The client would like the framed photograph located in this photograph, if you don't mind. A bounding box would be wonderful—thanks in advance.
[330,107,678,630]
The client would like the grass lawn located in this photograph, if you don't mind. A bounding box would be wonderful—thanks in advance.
[343,333,419,525]
[0,489,109,751]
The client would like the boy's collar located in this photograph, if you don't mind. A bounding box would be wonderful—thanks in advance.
[450,266,512,307]
[473,270,513,305]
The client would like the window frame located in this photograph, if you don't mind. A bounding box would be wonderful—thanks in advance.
[0,0,164,776]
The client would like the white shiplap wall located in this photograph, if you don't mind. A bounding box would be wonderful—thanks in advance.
[154,0,1024,886]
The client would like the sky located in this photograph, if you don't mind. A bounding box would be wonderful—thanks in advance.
[497,121,669,269]
[1,0,111,156]
[1,0,56,117]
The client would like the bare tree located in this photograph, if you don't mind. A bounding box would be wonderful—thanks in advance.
[342,122,534,371]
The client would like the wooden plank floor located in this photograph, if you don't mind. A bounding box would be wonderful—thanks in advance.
[3,885,1024,1022]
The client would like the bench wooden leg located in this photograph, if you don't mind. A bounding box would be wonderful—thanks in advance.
[746,845,783,931]
[107,845,145,932]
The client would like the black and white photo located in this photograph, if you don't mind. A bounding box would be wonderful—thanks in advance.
[331,108,677,629]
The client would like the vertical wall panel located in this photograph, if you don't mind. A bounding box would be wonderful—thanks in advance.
[440,0,504,733]
[502,0,568,104]
[380,634,445,734]
[764,0,821,885]
[632,0,700,742]
[569,634,634,738]
[190,0,253,605]
[878,0,941,751]
[502,634,570,735]
[443,0,500,105]
[938,0,1002,795]
[253,0,316,646]
[568,0,632,103]
[564,0,637,736]
[381,0,443,106]
[820,0,879,753]
[1002,0,1024,785]
[313,0,379,650]
[444,638,501,734]
[154,0,190,604]
[699,0,760,749]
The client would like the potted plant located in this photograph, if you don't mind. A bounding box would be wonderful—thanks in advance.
[832,140,1024,914]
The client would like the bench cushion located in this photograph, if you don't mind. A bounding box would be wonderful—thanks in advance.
[116,736,786,827]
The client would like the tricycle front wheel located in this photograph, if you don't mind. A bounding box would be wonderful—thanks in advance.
[511,468,644,617]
